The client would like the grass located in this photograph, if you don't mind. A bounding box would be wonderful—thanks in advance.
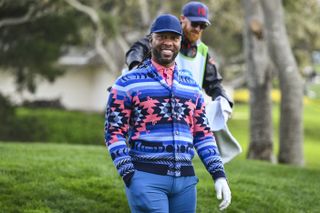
[1,142,320,213]
[0,143,127,213]
[1,101,319,212]
[229,102,320,170]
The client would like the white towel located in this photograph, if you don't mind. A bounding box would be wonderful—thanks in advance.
[206,97,242,164]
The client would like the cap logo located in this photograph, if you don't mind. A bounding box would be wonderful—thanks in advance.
[198,7,206,16]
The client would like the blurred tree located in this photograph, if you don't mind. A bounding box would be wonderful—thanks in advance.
[0,0,165,91]
[203,0,244,81]
[0,0,84,92]
[1,0,318,91]
[203,0,320,81]
[284,0,320,67]
[241,0,304,166]
[0,0,85,136]
[62,0,171,74]
[242,0,275,162]
[261,0,304,166]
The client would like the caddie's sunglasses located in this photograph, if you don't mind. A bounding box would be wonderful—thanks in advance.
[191,22,208,30]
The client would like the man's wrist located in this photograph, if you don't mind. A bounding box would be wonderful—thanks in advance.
[212,170,226,181]
[123,170,135,187]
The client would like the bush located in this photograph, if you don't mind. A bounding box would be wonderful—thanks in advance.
[0,93,16,140]
[14,108,104,145]
[233,89,282,104]
[0,93,49,142]
[10,116,48,142]
[22,98,64,109]
[0,98,104,144]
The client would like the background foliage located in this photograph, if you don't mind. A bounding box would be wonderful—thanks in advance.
[0,0,85,92]
[1,0,320,85]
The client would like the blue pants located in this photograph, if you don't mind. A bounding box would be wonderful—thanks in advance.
[125,170,199,213]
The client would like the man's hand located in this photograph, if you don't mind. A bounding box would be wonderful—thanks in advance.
[214,177,231,211]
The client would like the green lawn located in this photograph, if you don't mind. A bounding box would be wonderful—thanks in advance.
[0,142,319,213]
[1,102,319,212]
[229,102,320,170]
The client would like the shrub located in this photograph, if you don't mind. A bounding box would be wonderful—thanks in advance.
[0,97,104,145]
[0,93,16,140]
[22,98,64,109]
[9,116,48,142]
[14,108,104,145]
[233,89,282,104]
[0,93,48,142]
[233,89,249,104]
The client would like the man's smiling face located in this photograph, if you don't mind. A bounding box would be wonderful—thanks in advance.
[150,32,181,67]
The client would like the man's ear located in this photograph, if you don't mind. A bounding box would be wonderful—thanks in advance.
[180,15,186,27]
[180,15,186,22]
[148,34,153,44]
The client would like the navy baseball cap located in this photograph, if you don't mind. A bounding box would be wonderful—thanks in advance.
[150,14,182,35]
[182,1,211,25]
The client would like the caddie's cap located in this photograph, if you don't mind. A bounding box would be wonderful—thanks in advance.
[182,1,211,25]
[150,14,182,35]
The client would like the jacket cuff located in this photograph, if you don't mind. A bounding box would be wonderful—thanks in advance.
[211,170,226,181]
[123,170,135,187]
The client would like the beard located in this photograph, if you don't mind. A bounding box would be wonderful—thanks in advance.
[183,28,202,43]
[151,47,179,66]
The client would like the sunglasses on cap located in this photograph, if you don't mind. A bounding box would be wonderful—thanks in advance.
[191,22,208,30]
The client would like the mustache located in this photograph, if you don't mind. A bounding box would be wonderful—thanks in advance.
[190,29,200,34]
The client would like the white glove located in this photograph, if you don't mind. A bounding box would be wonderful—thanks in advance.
[214,177,231,211]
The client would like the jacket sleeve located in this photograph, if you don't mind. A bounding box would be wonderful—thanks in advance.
[193,92,226,181]
[125,36,150,70]
[203,54,234,108]
[105,81,134,185]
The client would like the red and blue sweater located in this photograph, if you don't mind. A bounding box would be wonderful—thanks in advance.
[105,59,226,183]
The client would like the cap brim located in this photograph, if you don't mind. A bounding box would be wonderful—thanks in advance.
[152,29,182,36]
[187,17,211,25]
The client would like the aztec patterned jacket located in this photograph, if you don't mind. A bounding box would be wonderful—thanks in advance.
[105,59,226,183]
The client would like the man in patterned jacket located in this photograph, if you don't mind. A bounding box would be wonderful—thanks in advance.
[105,14,231,212]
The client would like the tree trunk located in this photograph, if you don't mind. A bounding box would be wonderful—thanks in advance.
[261,0,304,166]
[242,0,275,162]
